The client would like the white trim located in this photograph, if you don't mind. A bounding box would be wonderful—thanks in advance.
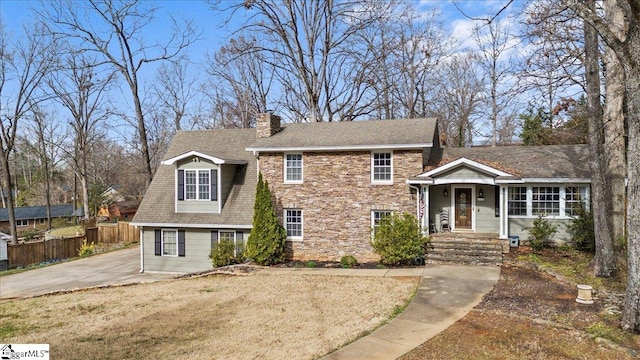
[246,143,432,152]
[284,152,304,184]
[217,169,222,213]
[284,208,303,241]
[419,158,513,178]
[371,150,394,185]
[130,222,252,229]
[183,169,212,201]
[521,178,591,183]
[162,151,230,165]
[505,184,590,219]
[161,229,179,257]
[433,178,496,185]
[406,179,434,185]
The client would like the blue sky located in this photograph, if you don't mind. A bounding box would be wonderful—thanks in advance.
[0,0,520,61]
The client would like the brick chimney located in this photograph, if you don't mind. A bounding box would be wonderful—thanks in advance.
[256,112,281,138]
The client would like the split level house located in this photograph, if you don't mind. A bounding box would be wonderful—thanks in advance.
[132,113,591,273]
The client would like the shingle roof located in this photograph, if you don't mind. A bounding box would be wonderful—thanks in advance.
[426,144,591,179]
[0,204,75,221]
[246,117,438,151]
[132,129,257,227]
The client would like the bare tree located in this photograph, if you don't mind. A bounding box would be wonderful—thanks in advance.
[205,37,275,128]
[603,0,627,246]
[563,0,640,333]
[0,24,58,243]
[474,19,520,145]
[151,61,200,131]
[519,0,585,127]
[432,53,484,147]
[24,107,66,230]
[216,0,394,122]
[583,0,616,278]
[41,0,199,188]
[48,54,113,220]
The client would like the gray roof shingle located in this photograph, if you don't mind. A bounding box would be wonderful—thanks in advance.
[428,144,591,179]
[132,129,257,227]
[247,117,438,150]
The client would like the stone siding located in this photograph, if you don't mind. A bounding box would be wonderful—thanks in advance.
[256,113,281,138]
[260,150,423,262]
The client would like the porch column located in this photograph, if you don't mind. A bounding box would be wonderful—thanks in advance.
[499,186,508,239]
[422,186,430,230]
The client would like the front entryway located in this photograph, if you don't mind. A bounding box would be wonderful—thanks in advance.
[454,187,472,230]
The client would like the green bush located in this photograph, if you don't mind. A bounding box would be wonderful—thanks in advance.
[209,238,243,267]
[567,206,595,252]
[245,173,287,265]
[370,212,429,266]
[525,214,557,251]
[305,261,317,268]
[77,239,95,257]
[340,254,358,268]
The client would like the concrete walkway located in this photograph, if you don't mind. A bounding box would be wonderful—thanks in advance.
[318,264,500,360]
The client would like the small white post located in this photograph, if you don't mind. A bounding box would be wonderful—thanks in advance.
[576,284,594,304]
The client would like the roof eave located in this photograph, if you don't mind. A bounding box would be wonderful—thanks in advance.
[245,143,433,152]
[130,222,253,229]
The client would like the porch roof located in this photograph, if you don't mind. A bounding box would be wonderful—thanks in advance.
[408,144,591,184]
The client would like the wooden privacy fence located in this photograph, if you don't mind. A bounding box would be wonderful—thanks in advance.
[7,222,139,268]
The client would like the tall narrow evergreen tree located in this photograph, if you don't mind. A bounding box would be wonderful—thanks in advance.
[246,173,287,265]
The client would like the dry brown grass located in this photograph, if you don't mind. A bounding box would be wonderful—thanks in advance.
[0,274,417,359]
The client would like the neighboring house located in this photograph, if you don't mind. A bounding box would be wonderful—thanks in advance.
[0,231,9,270]
[133,113,591,273]
[101,184,125,203]
[107,200,140,221]
[0,204,76,230]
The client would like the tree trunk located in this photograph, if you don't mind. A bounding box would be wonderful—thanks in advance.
[133,89,153,189]
[621,42,640,333]
[584,0,616,277]
[0,154,18,245]
[603,0,627,245]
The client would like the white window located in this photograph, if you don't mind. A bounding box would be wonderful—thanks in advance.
[185,170,210,200]
[39,218,46,224]
[531,186,560,216]
[565,186,588,217]
[372,152,393,183]
[508,187,527,216]
[162,229,178,256]
[16,219,28,227]
[284,209,303,239]
[506,185,588,218]
[213,230,245,257]
[284,153,303,183]
[371,210,392,237]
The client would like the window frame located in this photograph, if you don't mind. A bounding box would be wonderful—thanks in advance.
[183,169,211,201]
[564,186,589,217]
[508,187,527,216]
[531,186,560,216]
[16,219,28,227]
[371,210,393,239]
[284,153,303,184]
[371,151,393,184]
[161,229,179,257]
[284,209,303,241]
[506,185,588,219]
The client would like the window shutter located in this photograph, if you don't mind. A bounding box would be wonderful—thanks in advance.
[178,230,185,257]
[211,169,218,201]
[211,230,219,249]
[177,170,185,200]
[154,229,161,256]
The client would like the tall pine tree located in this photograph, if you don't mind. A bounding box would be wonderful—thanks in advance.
[246,173,287,265]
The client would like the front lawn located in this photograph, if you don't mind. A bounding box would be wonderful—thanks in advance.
[0,274,417,359]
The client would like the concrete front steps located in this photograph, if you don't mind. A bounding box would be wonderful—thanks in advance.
[425,233,504,266]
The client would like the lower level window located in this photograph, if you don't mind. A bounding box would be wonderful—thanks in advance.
[285,209,303,238]
[531,186,560,216]
[371,210,392,237]
[16,219,28,227]
[162,230,178,256]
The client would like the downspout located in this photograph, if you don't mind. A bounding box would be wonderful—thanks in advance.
[139,227,144,273]
[408,184,421,228]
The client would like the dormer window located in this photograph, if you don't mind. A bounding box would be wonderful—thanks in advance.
[178,169,218,201]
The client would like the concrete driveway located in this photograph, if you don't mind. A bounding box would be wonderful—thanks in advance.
[0,246,175,299]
